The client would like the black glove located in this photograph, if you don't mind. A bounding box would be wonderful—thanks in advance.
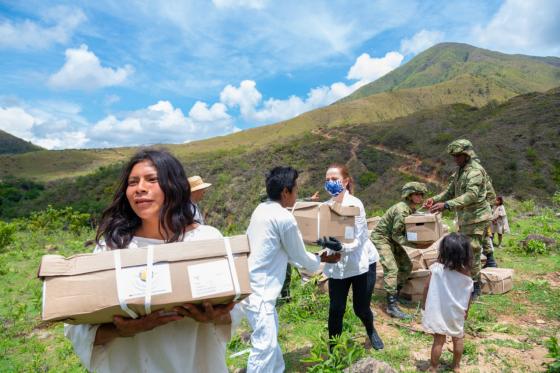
[315,236,343,252]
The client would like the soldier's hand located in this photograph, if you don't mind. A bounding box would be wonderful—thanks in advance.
[423,198,434,209]
[429,202,445,213]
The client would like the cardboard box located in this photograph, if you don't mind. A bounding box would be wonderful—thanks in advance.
[400,269,431,301]
[405,213,444,244]
[481,268,514,295]
[38,235,252,325]
[367,216,382,231]
[290,202,359,244]
[422,249,439,268]
[374,265,384,292]
[404,246,428,270]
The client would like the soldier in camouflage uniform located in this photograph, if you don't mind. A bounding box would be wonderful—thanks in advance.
[425,139,493,298]
[372,182,428,319]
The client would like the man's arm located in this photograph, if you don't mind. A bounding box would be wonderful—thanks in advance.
[390,210,409,247]
[445,169,483,209]
[280,223,322,273]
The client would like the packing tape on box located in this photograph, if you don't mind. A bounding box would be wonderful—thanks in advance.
[144,245,154,315]
[113,250,139,319]
[224,237,241,302]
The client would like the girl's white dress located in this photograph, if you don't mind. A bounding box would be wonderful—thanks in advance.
[422,262,473,338]
[491,205,510,235]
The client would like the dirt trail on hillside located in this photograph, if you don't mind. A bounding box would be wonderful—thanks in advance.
[310,129,445,186]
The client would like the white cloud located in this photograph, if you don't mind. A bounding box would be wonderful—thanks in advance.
[88,100,236,148]
[0,6,85,50]
[471,0,560,56]
[0,104,89,149]
[0,106,37,139]
[212,0,267,10]
[220,80,262,118]
[48,44,134,90]
[347,51,404,85]
[400,29,445,55]
[219,50,405,124]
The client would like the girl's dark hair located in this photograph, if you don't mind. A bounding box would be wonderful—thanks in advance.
[328,163,354,194]
[496,196,504,205]
[437,233,473,272]
[96,149,194,249]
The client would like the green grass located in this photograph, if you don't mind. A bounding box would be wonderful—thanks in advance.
[0,200,559,372]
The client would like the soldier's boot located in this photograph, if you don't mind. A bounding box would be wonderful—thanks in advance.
[396,284,413,306]
[472,281,481,300]
[386,294,412,319]
[483,252,498,268]
[368,327,384,350]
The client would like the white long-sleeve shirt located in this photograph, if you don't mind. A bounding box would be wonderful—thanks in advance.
[323,192,379,279]
[245,201,321,312]
[64,226,233,373]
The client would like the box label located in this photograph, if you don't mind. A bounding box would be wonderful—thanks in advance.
[188,259,234,299]
[407,232,418,241]
[344,226,355,240]
[121,263,172,300]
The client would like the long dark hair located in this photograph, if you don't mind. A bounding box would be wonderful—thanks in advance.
[437,233,473,272]
[96,149,194,249]
[328,163,354,194]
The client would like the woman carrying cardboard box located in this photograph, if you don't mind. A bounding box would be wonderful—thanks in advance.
[321,164,384,350]
[371,182,427,319]
[65,149,236,373]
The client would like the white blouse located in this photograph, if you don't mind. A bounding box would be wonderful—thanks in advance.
[64,225,233,373]
[323,192,379,279]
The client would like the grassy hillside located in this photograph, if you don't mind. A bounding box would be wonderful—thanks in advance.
[2,89,559,229]
[343,42,560,102]
[2,43,557,182]
[0,130,42,155]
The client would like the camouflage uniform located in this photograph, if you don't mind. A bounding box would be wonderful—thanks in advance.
[482,170,496,256]
[372,182,428,294]
[433,140,493,281]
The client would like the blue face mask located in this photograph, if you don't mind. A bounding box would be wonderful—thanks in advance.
[324,179,345,197]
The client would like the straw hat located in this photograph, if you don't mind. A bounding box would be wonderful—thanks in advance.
[188,176,212,192]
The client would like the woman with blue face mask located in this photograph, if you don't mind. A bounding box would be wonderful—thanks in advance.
[322,163,384,350]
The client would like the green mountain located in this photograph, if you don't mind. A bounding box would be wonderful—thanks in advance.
[343,42,560,102]
[2,43,558,182]
[3,89,559,229]
[0,130,42,155]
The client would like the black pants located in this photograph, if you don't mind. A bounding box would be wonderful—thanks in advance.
[366,262,377,300]
[328,266,375,339]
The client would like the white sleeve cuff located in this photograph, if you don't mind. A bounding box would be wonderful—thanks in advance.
[64,323,101,371]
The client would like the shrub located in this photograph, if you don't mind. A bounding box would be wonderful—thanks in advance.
[521,240,549,255]
[24,206,92,233]
[544,336,560,373]
[358,171,378,188]
[0,221,16,251]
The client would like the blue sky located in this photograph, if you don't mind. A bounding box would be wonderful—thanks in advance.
[0,0,559,149]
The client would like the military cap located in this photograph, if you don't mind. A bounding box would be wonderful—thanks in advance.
[447,139,477,158]
[401,182,428,199]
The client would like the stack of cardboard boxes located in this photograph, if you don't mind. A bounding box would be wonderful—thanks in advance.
[372,212,513,299]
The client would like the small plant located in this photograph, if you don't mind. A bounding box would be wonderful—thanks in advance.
[544,336,560,373]
[522,240,549,255]
[0,221,17,251]
[302,332,365,373]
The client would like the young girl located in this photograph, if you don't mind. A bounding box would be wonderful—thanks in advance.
[422,233,473,372]
[322,164,384,350]
[491,196,510,247]
[65,149,235,372]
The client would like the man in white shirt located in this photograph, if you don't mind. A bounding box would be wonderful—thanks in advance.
[244,166,341,373]
[188,175,212,224]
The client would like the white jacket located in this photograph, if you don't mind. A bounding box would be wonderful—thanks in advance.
[323,192,379,279]
[245,201,321,312]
